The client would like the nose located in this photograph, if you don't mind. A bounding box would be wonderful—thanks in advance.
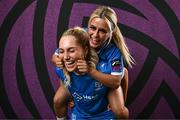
[64,52,70,60]
[93,30,99,37]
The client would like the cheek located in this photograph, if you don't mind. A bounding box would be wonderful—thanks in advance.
[75,50,85,59]
[88,31,92,37]
[71,52,82,59]
[99,35,108,42]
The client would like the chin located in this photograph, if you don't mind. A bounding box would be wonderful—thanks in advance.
[65,66,76,72]
[90,44,98,49]
[66,68,75,72]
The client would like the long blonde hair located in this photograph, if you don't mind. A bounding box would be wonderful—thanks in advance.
[59,27,98,86]
[88,6,135,67]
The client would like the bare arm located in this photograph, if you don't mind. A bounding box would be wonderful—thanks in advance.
[89,67,122,89]
[77,60,122,89]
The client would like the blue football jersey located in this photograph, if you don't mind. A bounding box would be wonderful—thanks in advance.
[54,40,124,119]
[55,68,115,119]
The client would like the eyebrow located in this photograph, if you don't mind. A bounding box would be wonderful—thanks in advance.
[90,24,109,32]
[59,47,76,50]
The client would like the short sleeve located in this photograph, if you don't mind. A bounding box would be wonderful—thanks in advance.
[54,48,59,56]
[54,67,65,81]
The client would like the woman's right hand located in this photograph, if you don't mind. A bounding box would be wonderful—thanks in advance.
[52,54,64,69]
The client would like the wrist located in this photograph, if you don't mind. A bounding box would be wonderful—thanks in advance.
[88,67,95,75]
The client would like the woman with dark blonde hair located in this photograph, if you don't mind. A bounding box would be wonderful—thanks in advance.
[55,26,116,119]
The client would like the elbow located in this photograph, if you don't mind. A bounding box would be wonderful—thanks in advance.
[111,80,121,89]
[111,76,121,89]
[113,83,120,89]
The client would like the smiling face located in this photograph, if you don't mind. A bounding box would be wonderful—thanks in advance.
[88,17,111,50]
[59,35,86,73]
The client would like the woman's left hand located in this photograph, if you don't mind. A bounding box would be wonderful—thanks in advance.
[77,59,89,74]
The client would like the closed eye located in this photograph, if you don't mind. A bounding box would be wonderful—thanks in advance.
[59,49,64,53]
[69,48,75,52]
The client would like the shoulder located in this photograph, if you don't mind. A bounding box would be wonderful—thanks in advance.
[101,42,122,59]
[107,42,118,51]
[54,67,65,80]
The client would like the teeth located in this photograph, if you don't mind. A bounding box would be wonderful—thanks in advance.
[92,39,97,41]
[66,61,74,65]
[92,39,99,42]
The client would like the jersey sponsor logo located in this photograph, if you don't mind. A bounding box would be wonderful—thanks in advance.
[72,92,98,102]
[72,92,82,101]
[83,94,98,101]
[111,59,122,72]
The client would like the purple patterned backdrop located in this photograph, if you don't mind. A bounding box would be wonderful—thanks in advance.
[0,0,179,119]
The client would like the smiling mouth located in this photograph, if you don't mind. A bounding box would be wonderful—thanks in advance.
[65,61,76,69]
[91,39,100,45]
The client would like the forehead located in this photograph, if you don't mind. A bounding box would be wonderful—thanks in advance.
[59,35,78,47]
[90,17,110,30]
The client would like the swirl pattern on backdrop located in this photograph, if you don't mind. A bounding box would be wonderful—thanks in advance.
[0,0,179,119]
